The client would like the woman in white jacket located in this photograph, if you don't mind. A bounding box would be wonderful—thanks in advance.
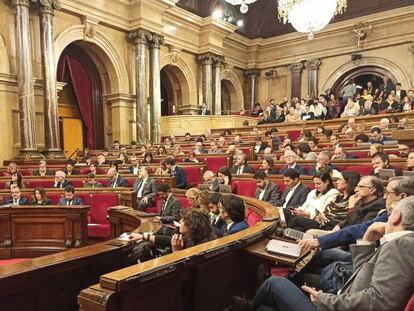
[283,170,339,232]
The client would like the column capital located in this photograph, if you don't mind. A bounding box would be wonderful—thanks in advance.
[31,0,61,12]
[128,28,151,45]
[148,33,165,49]
[245,68,260,79]
[10,0,30,7]
[305,59,322,70]
[198,53,215,65]
[288,62,304,73]
[212,55,225,68]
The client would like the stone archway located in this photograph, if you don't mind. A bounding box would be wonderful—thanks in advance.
[0,34,9,74]
[160,52,197,114]
[221,68,244,112]
[322,56,411,92]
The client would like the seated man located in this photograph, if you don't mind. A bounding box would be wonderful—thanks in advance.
[230,153,255,175]
[397,144,411,158]
[254,170,281,206]
[330,134,341,149]
[198,102,211,115]
[64,159,77,176]
[370,126,391,145]
[253,135,268,157]
[274,169,310,210]
[308,151,336,176]
[219,195,249,235]
[279,150,307,175]
[97,154,107,166]
[202,170,220,192]
[112,140,120,150]
[54,171,72,188]
[130,141,138,149]
[58,185,83,206]
[83,173,102,188]
[331,146,357,160]
[157,183,181,236]
[107,167,128,188]
[33,160,53,176]
[235,196,414,311]
[370,152,398,178]
[128,155,140,175]
[4,186,28,205]
[207,192,227,237]
[164,156,188,189]
[133,167,157,211]
[208,140,222,154]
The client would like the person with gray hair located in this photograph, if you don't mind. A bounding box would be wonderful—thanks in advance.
[33,160,54,176]
[230,153,255,175]
[308,151,336,176]
[235,195,414,311]
[133,167,157,211]
[107,167,128,188]
[202,170,220,192]
[53,171,72,188]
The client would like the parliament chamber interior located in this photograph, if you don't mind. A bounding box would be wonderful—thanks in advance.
[1,0,414,310]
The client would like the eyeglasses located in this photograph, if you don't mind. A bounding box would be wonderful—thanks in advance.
[356,184,373,189]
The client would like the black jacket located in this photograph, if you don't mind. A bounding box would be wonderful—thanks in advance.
[255,182,281,206]
[339,197,385,228]
[171,166,188,189]
[274,183,310,208]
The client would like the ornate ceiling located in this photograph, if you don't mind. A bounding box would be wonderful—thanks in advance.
[177,0,413,39]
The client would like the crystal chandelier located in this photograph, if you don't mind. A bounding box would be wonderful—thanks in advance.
[278,0,347,39]
[225,0,258,14]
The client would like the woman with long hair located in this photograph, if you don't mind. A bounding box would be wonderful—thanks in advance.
[31,187,51,206]
[5,172,25,189]
[129,208,216,252]
[258,157,278,175]
[155,160,169,175]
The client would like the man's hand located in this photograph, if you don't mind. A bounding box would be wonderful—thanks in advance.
[348,194,361,209]
[332,225,340,232]
[129,232,143,241]
[301,285,321,304]
[299,238,320,251]
[291,209,309,217]
[141,197,149,204]
[171,234,184,252]
[363,222,386,242]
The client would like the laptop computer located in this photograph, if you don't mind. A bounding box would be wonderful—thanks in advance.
[265,239,302,258]
[378,168,396,180]
[403,171,414,177]
[219,185,232,193]
[198,183,211,191]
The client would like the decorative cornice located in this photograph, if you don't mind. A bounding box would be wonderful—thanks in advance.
[305,59,322,70]
[288,62,304,73]
[128,28,152,45]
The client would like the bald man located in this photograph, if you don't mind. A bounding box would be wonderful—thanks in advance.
[107,167,128,188]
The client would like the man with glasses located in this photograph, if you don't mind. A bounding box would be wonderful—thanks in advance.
[4,186,28,205]
[279,151,307,175]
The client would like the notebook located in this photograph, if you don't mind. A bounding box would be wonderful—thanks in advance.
[265,239,302,258]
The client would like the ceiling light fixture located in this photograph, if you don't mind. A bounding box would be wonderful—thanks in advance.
[225,0,258,14]
[278,0,347,39]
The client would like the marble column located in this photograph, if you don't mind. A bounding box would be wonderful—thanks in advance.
[148,33,164,143]
[128,29,151,143]
[36,0,64,158]
[245,68,260,110]
[305,59,322,98]
[288,62,304,100]
[12,0,41,158]
[198,53,214,112]
[409,41,414,88]
[212,56,224,115]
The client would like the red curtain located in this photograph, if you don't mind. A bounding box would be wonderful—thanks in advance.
[57,55,95,148]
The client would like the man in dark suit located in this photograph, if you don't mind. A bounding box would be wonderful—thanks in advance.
[33,160,54,176]
[273,105,285,123]
[157,183,181,227]
[107,167,128,188]
[254,170,281,206]
[253,135,268,159]
[58,185,83,206]
[394,82,407,102]
[301,105,315,121]
[198,103,211,115]
[4,186,28,205]
[236,196,414,311]
[230,153,255,175]
[279,150,307,175]
[207,192,227,236]
[274,169,310,210]
[370,126,391,145]
[219,195,249,235]
[133,167,157,211]
[128,155,140,175]
[53,171,73,188]
[164,156,188,189]
[64,159,77,176]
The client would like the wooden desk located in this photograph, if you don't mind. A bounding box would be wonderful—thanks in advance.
[0,205,89,259]
[244,238,310,267]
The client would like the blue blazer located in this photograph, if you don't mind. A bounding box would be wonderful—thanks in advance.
[226,221,249,235]
[4,197,29,205]
[58,197,83,206]
[318,211,388,250]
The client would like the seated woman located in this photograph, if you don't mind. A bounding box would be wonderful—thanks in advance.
[31,187,51,206]
[185,187,201,208]
[83,173,103,188]
[184,152,199,163]
[129,208,216,253]
[155,160,169,175]
[156,145,167,156]
[142,152,154,164]
[406,151,414,171]
[4,172,26,190]
[308,171,360,234]
[283,170,339,232]
[341,99,360,117]
[219,194,249,235]
[257,157,278,175]
[296,142,318,161]
[369,143,383,157]
[172,144,184,156]
[217,166,236,193]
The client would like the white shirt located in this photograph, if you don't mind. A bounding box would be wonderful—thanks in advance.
[237,166,244,174]
[132,166,139,175]
[254,144,261,154]
[136,178,148,198]
[298,188,339,219]
[283,182,301,208]
[258,188,265,201]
